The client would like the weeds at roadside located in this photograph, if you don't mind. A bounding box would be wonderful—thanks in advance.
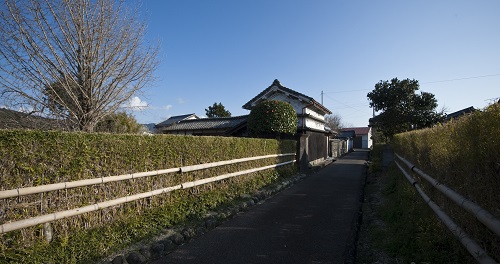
[357,144,472,263]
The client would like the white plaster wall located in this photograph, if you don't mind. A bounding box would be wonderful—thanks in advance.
[361,131,373,149]
[266,92,305,114]
[347,138,353,151]
[304,108,325,121]
[362,135,368,149]
[305,118,325,130]
[262,90,327,131]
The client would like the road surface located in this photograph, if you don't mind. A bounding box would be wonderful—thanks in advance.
[149,150,368,264]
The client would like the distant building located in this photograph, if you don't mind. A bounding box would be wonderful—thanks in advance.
[242,79,332,133]
[154,113,199,133]
[242,79,333,166]
[160,115,248,136]
[444,106,477,122]
[158,79,334,135]
[156,79,333,166]
[337,130,355,152]
[340,127,372,149]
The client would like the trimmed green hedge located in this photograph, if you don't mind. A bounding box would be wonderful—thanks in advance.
[0,130,297,263]
[247,100,298,137]
[392,103,500,261]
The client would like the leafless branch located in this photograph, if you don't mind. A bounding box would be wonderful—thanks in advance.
[0,0,159,131]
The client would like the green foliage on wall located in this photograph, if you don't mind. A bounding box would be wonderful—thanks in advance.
[392,103,500,261]
[247,100,298,138]
[0,130,297,263]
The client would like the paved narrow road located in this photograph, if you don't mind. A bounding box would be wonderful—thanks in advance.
[149,150,368,264]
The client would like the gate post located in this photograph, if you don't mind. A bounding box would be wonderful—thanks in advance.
[298,133,310,172]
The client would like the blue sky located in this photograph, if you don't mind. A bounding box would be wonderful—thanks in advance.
[128,0,500,127]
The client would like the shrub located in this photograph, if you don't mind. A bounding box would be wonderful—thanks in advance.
[247,100,298,138]
[94,111,144,134]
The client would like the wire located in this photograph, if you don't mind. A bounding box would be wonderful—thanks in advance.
[322,74,500,94]
[323,88,371,94]
[323,94,368,113]
[421,73,500,84]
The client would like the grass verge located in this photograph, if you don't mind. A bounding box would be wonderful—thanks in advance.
[357,144,472,263]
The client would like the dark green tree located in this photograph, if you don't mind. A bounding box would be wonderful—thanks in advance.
[247,100,298,138]
[205,102,231,118]
[367,78,444,138]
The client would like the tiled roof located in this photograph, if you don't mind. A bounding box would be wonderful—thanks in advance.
[163,115,248,131]
[155,113,198,128]
[340,127,371,135]
[242,79,332,114]
[444,106,476,121]
[338,130,355,138]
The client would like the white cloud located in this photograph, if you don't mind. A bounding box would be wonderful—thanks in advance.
[18,105,34,113]
[176,98,186,104]
[124,96,148,111]
[163,105,172,110]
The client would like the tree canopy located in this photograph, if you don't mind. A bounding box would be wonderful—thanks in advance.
[367,78,443,138]
[205,102,231,118]
[247,100,298,138]
[0,0,159,132]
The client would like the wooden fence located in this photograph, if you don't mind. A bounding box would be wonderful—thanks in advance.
[0,153,296,235]
[395,153,500,264]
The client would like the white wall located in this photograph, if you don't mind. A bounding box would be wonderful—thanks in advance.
[265,91,327,131]
[347,138,353,152]
[360,130,373,149]
[304,118,325,131]
[362,135,369,149]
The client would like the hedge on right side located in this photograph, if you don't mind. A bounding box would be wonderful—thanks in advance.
[392,103,500,261]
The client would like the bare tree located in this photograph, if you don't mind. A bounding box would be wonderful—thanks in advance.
[324,113,343,132]
[0,0,159,132]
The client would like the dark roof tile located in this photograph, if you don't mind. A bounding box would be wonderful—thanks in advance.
[164,115,248,131]
[155,113,198,128]
[340,127,371,135]
[242,79,331,114]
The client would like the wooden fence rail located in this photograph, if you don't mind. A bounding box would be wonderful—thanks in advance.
[395,154,499,264]
[0,153,295,200]
[395,153,500,237]
[0,154,295,235]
